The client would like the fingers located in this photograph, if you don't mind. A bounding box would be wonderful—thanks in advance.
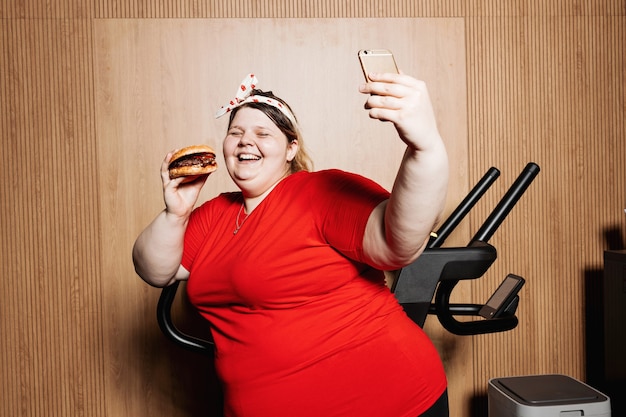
[178,173,210,187]
[361,83,406,118]
[162,150,176,167]
[360,75,423,112]
[161,149,194,199]
[364,107,395,123]
[359,79,402,97]
[363,94,403,111]
[158,149,210,219]
[160,150,176,183]
[359,73,440,149]
[360,72,419,93]
[360,77,419,122]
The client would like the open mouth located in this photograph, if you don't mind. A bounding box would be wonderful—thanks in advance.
[238,153,261,162]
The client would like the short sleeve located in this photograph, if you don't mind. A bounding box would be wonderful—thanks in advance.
[313,170,390,262]
[181,204,211,271]
[181,192,239,271]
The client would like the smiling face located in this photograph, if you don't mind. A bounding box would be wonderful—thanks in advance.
[223,106,299,198]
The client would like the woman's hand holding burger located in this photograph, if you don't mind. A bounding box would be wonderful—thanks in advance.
[161,144,218,219]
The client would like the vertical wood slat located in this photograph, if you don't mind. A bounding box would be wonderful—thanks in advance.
[0,0,93,18]
[0,18,105,417]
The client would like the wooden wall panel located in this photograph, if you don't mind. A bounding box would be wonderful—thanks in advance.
[93,17,469,417]
[1,1,624,417]
[465,14,625,414]
[0,19,105,417]
[91,1,466,18]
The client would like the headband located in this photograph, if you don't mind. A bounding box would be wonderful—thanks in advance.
[214,74,297,125]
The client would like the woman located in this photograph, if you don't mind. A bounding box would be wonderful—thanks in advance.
[133,71,450,416]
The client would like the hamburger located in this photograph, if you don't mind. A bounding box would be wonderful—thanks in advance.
[168,144,217,181]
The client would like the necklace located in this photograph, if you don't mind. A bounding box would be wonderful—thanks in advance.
[233,203,249,235]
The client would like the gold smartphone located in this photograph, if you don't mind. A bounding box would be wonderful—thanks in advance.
[358,49,399,82]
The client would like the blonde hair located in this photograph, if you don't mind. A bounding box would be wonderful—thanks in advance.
[227,90,313,173]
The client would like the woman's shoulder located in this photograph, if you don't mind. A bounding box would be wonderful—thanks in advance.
[280,170,388,205]
[292,169,385,190]
[288,168,358,183]
[193,191,241,214]
[282,169,350,191]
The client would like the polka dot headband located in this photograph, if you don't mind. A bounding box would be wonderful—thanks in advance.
[215,73,297,125]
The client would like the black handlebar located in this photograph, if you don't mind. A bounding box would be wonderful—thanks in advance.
[430,162,540,335]
[470,162,540,245]
[429,167,500,249]
[434,280,520,335]
[156,281,214,354]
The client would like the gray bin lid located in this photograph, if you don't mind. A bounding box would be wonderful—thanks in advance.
[495,374,607,406]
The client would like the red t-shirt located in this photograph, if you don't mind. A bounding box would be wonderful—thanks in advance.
[183,169,446,417]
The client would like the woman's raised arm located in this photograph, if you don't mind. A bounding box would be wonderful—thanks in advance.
[360,72,449,270]
[132,151,209,287]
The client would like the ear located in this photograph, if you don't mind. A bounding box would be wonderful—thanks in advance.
[286,139,299,162]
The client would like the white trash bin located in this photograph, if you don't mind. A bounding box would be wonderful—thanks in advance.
[488,374,611,417]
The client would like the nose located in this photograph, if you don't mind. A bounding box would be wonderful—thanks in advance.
[237,130,254,146]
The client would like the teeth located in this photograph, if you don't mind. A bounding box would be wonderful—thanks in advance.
[239,154,261,161]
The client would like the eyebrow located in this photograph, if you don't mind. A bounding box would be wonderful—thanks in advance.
[229,124,276,131]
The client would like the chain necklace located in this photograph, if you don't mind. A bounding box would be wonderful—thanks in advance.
[233,203,249,235]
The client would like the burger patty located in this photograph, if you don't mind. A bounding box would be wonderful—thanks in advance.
[169,153,216,169]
